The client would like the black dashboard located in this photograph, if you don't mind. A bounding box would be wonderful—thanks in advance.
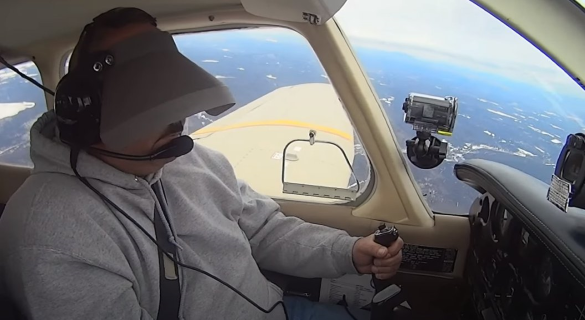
[455,159,585,320]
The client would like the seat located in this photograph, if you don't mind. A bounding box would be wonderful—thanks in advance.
[1,203,27,320]
[0,295,25,320]
[0,164,31,207]
[0,165,30,320]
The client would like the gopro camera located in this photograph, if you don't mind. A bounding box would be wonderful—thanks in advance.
[402,93,458,135]
[548,133,585,211]
[402,93,459,169]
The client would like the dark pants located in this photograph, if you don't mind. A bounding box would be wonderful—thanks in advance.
[283,296,370,320]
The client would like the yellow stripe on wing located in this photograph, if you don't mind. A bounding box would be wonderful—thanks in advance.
[189,119,352,140]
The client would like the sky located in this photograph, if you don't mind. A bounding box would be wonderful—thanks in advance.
[335,0,585,97]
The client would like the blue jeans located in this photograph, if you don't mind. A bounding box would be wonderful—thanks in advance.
[283,296,370,320]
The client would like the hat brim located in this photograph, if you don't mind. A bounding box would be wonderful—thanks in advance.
[98,30,235,151]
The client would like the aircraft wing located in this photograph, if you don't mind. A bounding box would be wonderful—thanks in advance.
[190,82,355,201]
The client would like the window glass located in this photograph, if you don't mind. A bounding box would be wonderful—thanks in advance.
[0,61,47,166]
[174,28,372,203]
[336,0,585,214]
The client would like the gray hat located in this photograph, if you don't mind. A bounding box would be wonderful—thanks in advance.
[98,29,235,151]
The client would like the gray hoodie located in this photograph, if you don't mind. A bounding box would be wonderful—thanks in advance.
[0,111,360,320]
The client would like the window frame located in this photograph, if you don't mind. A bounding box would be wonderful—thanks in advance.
[169,26,376,206]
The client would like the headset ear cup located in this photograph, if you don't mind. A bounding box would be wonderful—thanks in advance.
[54,72,102,147]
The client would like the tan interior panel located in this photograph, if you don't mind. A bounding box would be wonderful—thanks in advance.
[0,164,30,204]
[279,199,471,279]
[476,0,585,90]
[0,1,242,50]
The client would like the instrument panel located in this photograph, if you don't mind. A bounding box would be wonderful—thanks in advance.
[467,194,585,320]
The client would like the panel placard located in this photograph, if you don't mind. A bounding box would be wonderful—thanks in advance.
[400,244,457,273]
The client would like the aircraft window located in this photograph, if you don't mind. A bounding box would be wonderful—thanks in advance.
[336,0,585,214]
[174,28,373,204]
[0,61,47,166]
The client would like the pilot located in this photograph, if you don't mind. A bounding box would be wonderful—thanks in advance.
[0,7,403,320]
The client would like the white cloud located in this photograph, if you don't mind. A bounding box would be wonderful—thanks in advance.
[515,148,536,157]
[335,0,584,95]
[528,125,555,138]
[551,124,562,130]
[477,98,499,106]
[0,102,35,120]
[487,109,516,120]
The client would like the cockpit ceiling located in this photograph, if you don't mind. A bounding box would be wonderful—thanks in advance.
[0,0,241,50]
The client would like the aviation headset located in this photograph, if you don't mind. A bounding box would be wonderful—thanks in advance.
[54,7,195,161]
[54,8,158,148]
[51,7,288,319]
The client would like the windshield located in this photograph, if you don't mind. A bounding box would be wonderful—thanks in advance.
[336,0,585,213]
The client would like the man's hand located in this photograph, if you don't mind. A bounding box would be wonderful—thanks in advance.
[352,235,404,279]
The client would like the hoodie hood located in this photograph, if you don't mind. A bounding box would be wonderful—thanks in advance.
[30,110,162,190]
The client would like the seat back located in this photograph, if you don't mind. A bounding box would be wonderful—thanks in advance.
[0,294,25,320]
[0,165,31,206]
[0,165,29,320]
[1,203,26,319]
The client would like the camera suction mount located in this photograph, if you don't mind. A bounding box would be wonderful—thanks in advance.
[406,131,448,169]
[547,133,585,211]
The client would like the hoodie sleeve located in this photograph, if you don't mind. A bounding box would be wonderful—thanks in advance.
[236,179,361,278]
[5,247,154,320]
